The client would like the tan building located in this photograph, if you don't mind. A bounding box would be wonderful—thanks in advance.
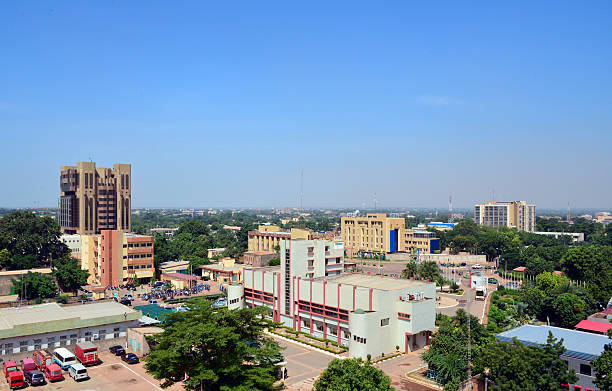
[127,327,164,357]
[200,258,243,286]
[161,272,200,290]
[474,201,536,232]
[78,230,154,287]
[59,162,131,235]
[341,213,405,256]
[402,230,441,255]
[242,251,278,267]
[247,226,320,252]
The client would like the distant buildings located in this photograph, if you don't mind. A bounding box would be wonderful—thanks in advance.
[595,212,612,225]
[534,231,585,242]
[247,225,331,252]
[149,227,178,239]
[427,222,456,231]
[474,201,536,232]
[62,229,154,287]
[341,213,440,257]
[59,162,131,235]
[497,325,610,391]
[242,251,278,267]
[228,238,436,358]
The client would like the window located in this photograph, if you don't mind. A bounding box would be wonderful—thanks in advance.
[381,318,390,327]
[19,341,29,352]
[579,364,591,376]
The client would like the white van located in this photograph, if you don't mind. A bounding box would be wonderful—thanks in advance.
[53,347,77,370]
[68,363,89,381]
[472,264,483,270]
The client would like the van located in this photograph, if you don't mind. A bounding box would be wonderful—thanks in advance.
[53,347,77,370]
[20,357,36,374]
[43,363,63,382]
[33,349,54,371]
[68,363,89,381]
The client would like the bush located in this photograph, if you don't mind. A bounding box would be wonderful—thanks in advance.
[367,354,371,361]
[54,295,69,304]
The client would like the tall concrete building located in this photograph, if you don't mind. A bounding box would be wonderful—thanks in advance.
[474,201,536,232]
[59,162,131,235]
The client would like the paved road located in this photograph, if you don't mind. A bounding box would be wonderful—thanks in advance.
[272,337,335,386]
[375,352,435,390]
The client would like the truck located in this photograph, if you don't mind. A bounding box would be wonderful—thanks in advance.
[3,360,25,389]
[475,286,487,301]
[19,358,36,374]
[75,341,99,366]
[33,349,54,371]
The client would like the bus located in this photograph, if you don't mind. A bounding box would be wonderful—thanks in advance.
[53,348,77,370]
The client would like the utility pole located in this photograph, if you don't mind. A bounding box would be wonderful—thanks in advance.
[467,298,473,390]
[448,196,453,223]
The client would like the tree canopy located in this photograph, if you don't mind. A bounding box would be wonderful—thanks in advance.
[52,256,89,294]
[11,271,57,300]
[144,298,284,391]
[314,358,393,391]
[592,339,612,391]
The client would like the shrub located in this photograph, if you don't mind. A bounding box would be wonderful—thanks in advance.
[54,295,69,304]
[367,354,371,361]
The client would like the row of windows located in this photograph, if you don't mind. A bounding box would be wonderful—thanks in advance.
[128,253,153,259]
[229,297,241,304]
[128,264,152,270]
[126,242,153,248]
[353,335,366,344]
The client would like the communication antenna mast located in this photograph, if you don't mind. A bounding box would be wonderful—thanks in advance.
[567,201,570,222]
[374,192,377,212]
[300,169,303,214]
[448,196,453,223]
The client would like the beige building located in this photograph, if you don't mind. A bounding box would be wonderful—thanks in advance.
[474,201,536,232]
[127,327,164,357]
[59,162,131,235]
[200,258,243,285]
[341,213,405,256]
[242,251,277,267]
[247,226,320,252]
[73,230,154,287]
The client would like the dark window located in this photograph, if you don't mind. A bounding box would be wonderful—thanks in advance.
[579,364,591,376]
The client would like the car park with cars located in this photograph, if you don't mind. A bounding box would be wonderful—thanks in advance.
[121,353,139,364]
[109,345,126,356]
[68,363,89,381]
[43,363,63,382]
[24,369,45,386]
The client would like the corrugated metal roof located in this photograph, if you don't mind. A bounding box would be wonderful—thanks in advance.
[496,325,610,361]
[575,320,612,334]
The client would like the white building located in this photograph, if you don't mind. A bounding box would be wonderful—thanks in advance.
[534,231,585,242]
[474,201,536,232]
[228,239,436,358]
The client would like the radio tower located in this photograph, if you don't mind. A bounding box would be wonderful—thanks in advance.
[567,201,570,222]
[448,196,453,223]
[300,169,303,214]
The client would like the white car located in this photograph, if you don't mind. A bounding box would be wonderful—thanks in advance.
[472,264,483,270]
[68,363,89,381]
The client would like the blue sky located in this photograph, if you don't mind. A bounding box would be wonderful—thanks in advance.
[1,1,611,209]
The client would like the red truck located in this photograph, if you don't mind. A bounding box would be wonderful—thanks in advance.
[3,360,25,389]
[75,341,99,366]
[33,349,54,371]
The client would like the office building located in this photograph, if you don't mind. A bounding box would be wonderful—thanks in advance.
[228,238,436,358]
[243,251,278,267]
[64,230,154,287]
[0,302,141,359]
[474,201,536,232]
[534,231,585,242]
[497,325,611,391]
[341,213,440,257]
[59,162,131,235]
[247,225,329,252]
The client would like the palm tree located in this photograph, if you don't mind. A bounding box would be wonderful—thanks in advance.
[417,261,443,283]
[401,262,418,279]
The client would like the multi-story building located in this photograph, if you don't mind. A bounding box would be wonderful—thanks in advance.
[65,230,154,287]
[247,225,329,252]
[59,162,131,235]
[474,201,536,232]
[228,238,436,358]
[497,325,611,391]
[341,213,440,257]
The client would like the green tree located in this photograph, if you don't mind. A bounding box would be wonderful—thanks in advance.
[268,258,280,266]
[11,271,57,300]
[417,261,443,284]
[450,234,477,254]
[552,293,586,328]
[0,248,11,269]
[401,262,418,279]
[177,219,210,237]
[313,358,394,391]
[480,332,578,391]
[561,246,612,305]
[144,298,284,390]
[52,256,89,294]
[592,343,612,391]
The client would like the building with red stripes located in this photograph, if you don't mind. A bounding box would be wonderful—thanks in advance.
[227,238,436,358]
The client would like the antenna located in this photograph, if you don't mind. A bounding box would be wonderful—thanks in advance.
[448,196,453,223]
[492,189,495,202]
[567,201,570,222]
[300,169,303,214]
[374,192,377,212]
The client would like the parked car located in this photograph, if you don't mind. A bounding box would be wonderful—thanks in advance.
[33,350,54,371]
[121,353,139,365]
[25,369,46,386]
[472,264,483,269]
[119,299,132,306]
[68,363,89,381]
[153,281,164,288]
[109,346,125,356]
[124,294,134,301]
[488,278,498,284]
[4,360,25,389]
[149,299,158,304]
[42,363,63,382]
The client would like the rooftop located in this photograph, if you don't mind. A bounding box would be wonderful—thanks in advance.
[130,326,164,335]
[200,264,242,272]
[0,268,52,277]
[317,274,433,291]
[496,325,611,361]
[159,260,190,269]
[245,251,277,255]
[575,319,612,334]
[162,272,200,281]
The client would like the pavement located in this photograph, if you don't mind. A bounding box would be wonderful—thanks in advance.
[272,336,335,387]
[375,351,436,391]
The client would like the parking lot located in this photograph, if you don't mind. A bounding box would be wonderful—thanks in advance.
[1,351,182,391]
[273,337,335,386]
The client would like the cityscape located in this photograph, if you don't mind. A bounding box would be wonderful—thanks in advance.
[1,2,612,391]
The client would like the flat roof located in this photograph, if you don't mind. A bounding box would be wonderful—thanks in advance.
[162,272,200,281]
[200,264,242,272]
[130,326,164,335]
[318,274,433,291]
[244,251,276,255]
[159,260,190,269]
[496,325,611,361]
[0,302,140,339]
[0,268,52,277]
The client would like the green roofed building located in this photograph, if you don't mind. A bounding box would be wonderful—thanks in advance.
[134,304,175,321]
[0,301,141,359]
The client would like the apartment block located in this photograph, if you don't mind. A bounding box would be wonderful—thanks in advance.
[228,238,435,358]
[247,225,330,252]
[65,230,154,287]
[59,162,131,235]
[474,201,536,232]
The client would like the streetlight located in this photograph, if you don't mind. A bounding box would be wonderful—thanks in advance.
[483,368,491,391]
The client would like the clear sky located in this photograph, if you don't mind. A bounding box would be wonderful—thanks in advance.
[1,1,611,209]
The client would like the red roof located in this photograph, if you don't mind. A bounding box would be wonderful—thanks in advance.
[602,307,612,316]
[575,319,612,334]
[513,266,526,272]
[163,273,200,281]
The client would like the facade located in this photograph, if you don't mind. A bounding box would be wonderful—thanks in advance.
[497,325,611,391]
[200,258,243,285]
[474,201,536,232]
[75,230,154,287]
[160,273,200,290]
[247,226,324,252]
[126,327,164,357]
[59,162,131,235]
[159,260,190,275]
[534,231,585,242]
[207,248,226,258]
[228,238,436,358]
[149,228,178,239]
[0,302,141,359]
[243,251,278,267]
[402,229,441,255]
